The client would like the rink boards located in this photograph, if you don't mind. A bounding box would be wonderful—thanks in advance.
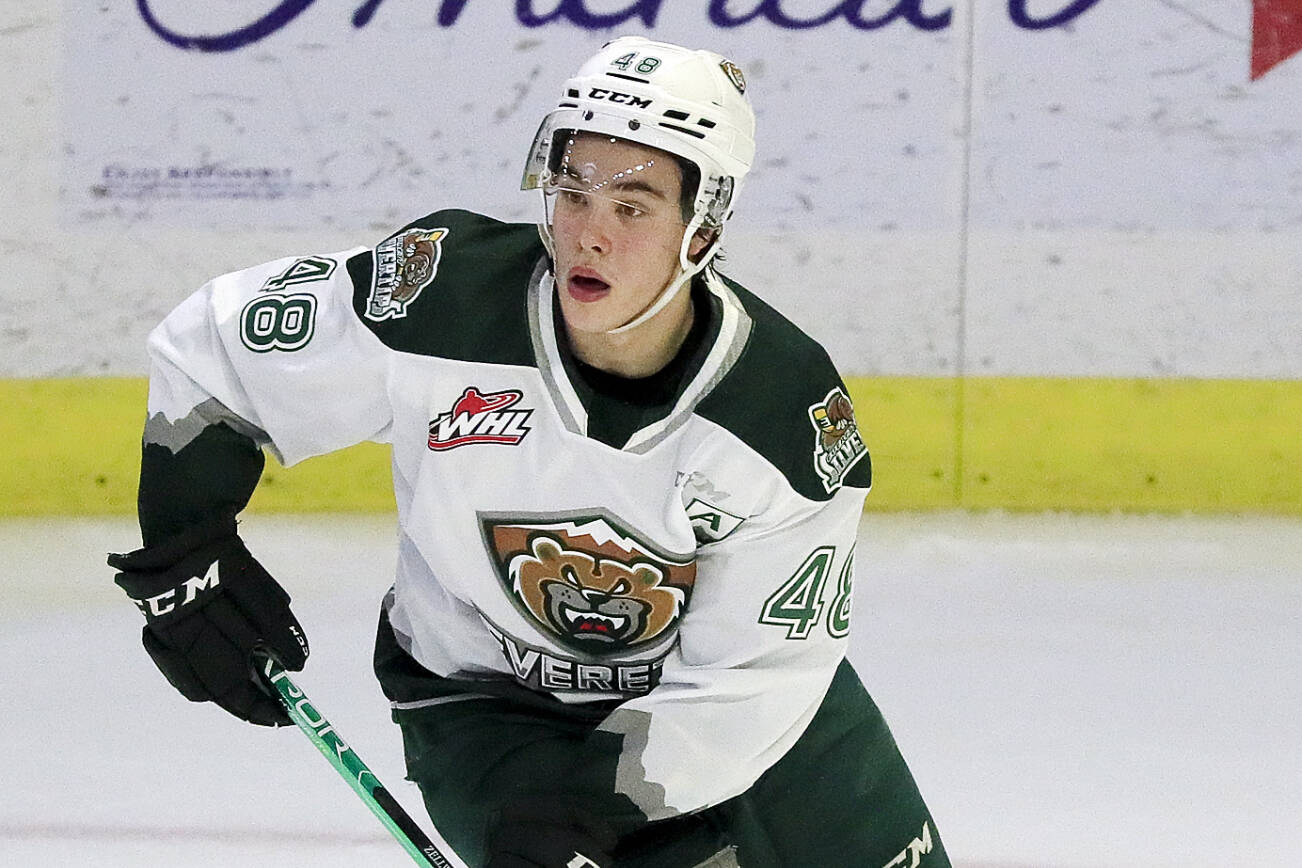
[5,375,1298,516]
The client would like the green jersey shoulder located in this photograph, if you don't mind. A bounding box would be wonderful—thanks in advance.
[698,274,872,501]
[345,209,543,365]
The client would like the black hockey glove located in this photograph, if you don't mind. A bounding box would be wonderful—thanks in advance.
[486,798,617,868]
[108,517,309,726]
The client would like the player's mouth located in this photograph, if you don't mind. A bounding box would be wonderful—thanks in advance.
[566,267,611,303]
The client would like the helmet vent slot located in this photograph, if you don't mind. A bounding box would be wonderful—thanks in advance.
[697,118,717,129]
[663,110,690,121]
[658,122,707,140]
[606,72,651,84]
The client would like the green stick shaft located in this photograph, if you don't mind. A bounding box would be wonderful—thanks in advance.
[258,654,468,868]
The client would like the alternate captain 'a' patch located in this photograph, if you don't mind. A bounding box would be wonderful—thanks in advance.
[685,498,745,544]
[366,226,448,321]
[808,386,868,493]
[678,470,746,543]
[480,514,696,657]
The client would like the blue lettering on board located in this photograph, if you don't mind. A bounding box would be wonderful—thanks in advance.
[136,0,1101,52]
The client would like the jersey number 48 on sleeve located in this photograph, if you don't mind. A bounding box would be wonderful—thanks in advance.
[758,547,854,640]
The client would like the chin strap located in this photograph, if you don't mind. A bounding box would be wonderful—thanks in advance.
[604,267,695,335]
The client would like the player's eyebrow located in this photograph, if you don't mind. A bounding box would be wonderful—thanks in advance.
[557,165,671,201]
[609,178,669,200]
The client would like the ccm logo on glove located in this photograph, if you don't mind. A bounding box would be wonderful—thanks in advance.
[130,561,221,618]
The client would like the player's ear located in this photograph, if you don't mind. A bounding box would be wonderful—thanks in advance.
[687,227,717,263]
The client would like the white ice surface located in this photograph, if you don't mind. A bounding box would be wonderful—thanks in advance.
[2,513,1299,867]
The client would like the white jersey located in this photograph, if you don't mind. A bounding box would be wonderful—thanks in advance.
[142,210,872,822]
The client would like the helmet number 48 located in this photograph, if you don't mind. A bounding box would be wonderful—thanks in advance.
[611,53,660,75]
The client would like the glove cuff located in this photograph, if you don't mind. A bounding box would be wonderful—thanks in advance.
[108,514,238,573]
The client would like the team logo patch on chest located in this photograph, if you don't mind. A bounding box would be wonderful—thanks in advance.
[366,226,447,321]
[480,514,696,657]
[809,386,868,493]
[428,387,533,450]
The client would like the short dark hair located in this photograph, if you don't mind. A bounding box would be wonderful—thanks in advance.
[674,156,700,225]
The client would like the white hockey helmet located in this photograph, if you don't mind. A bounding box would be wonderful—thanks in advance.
[522,37,756,331]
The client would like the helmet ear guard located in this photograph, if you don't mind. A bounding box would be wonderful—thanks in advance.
[696,173,734,230]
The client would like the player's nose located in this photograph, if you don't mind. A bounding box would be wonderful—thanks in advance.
[575,206,614,253]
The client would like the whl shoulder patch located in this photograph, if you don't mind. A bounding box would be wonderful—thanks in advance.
[366,226,448,321]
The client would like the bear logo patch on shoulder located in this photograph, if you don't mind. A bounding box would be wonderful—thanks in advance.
[366,226,448,321]
[808,387,868,493]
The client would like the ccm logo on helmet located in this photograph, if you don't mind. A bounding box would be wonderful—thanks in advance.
[587,87,652,109]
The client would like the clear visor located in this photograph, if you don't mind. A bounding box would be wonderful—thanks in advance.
[542,181,689,249]
[520,114,558,192]
[523,116,734,230]
[539,131,693,251]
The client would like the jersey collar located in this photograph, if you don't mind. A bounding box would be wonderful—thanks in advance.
[527,258,753,452]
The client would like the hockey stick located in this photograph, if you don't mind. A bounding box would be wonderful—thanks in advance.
[256,652,470,868]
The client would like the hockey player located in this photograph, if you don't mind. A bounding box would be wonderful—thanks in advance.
[109,37,950,868]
